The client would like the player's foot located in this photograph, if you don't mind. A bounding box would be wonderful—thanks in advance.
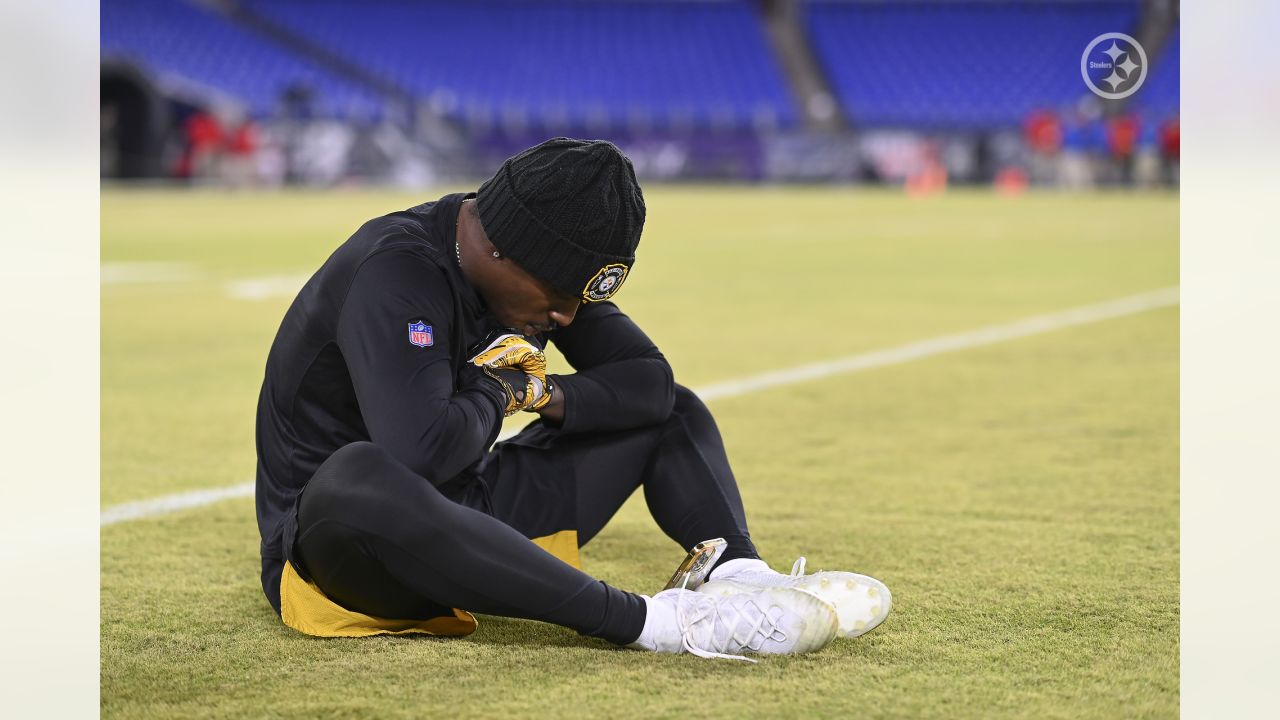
[698,557,892,639]
[627,586,838,662]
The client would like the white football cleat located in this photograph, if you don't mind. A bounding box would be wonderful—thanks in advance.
[697,557,892,639]
[628,586,838,662]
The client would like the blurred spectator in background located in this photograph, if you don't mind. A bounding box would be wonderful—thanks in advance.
[291,118,355,186]
[1160,115,1180,185]
[264,83,361,187]
[344,119,389,184]
[1059,98,1104,190]
[904,141,948,197]
[1106,114,1140,186]
[101,104,121,178]
[1024,108,1063,186]
[176,108,224,182]
[1134,116,1162,188]
[222,117,262,187]
[254,125,289,188]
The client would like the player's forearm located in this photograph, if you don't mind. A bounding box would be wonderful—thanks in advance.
[361,365,506,483]
[549,356,675,434]
[374,387,504,484]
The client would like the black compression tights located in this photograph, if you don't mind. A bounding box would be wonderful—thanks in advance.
[529,384,759,566]
[293,385,758,645]
[295,441,648,644]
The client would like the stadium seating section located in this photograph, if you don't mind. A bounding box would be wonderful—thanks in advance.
[101,0,382,118]
[102,0,1176,129]
[1134,27,1179,119]
[805,0,1144,128]
[246,0,795,128]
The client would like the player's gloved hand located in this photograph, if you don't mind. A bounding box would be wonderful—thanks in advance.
[469,333,548,382]
[481,367,553,416]
[469,332,552,416]
[522,374,553,413]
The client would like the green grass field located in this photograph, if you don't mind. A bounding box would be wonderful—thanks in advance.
[102,187,1178,718]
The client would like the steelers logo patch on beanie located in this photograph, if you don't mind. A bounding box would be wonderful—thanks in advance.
[583,264,629,302]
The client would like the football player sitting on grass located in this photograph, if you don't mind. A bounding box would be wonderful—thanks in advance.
[254,138,891,660]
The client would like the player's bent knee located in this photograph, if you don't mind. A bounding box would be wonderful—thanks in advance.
[671,383,714,422]
[662,383,726,446]
[323,440,390,472]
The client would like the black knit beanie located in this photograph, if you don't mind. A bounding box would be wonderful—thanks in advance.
[476,138,646,302]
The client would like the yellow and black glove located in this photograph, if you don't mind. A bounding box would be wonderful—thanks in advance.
[479,367,553,416]
[522,372,553,413]
[469,333,547,377]
[469,333,552,416]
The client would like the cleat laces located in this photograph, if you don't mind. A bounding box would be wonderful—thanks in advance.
[674,576,789,663]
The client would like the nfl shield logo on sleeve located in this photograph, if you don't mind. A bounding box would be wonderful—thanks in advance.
[408,321,433,347]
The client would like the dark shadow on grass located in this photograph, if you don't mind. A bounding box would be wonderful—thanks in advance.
[464,615,619,652]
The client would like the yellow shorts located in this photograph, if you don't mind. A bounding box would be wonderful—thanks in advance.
[279,530,580,638]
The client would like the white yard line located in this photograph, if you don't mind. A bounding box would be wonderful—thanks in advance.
[100,286,1179,527]
[696,287,1180,401]
[100,483,257,526]
[101,263,310,301]
[224,274,312,301]
[101,262,200,284]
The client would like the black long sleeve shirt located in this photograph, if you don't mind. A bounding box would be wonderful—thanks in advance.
[254,192,674,612]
